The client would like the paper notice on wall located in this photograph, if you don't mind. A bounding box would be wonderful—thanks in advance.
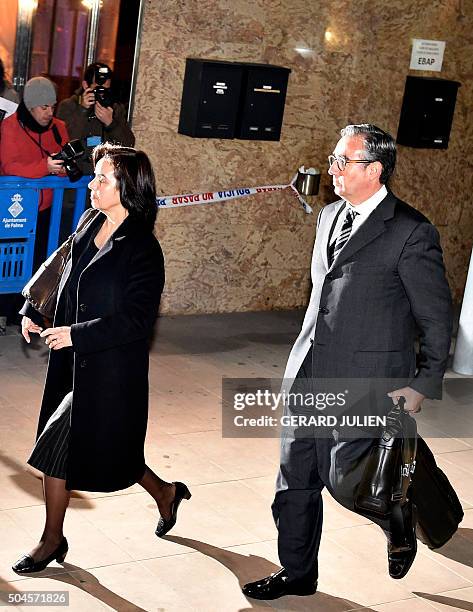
[409,39,445,72]
[0,96,18,121]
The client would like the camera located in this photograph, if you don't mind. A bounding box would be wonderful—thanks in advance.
[93,65,113,108]
[52,139,85,183]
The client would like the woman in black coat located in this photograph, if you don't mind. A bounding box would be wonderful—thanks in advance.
[13,144,190,573]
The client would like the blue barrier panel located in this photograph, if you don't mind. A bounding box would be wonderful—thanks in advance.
[0,176,92,294]
[0,185,38,294]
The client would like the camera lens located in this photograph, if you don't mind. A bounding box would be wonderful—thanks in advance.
[64,161,83,183]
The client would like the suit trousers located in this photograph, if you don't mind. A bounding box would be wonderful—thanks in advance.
[272,345,392,582]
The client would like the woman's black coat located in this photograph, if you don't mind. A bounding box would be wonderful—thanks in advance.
[24,212,164,491]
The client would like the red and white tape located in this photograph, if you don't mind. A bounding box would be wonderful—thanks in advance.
[156,175,312,214]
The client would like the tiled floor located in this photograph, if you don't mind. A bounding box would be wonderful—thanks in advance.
[0,310,472,611]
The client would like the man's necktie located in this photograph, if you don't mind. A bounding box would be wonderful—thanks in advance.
[329,207,358,266]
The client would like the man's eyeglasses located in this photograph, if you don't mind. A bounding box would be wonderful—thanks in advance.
[328,155,373,172]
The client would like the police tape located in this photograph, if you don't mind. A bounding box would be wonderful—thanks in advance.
[156,176,313,214]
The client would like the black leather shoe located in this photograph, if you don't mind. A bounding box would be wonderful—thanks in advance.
[12,537,68,574]
[388,503,417,579]
[242,568,317,600]
[155,481,191,538]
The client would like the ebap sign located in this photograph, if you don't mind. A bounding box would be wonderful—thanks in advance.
[410,39,445,72]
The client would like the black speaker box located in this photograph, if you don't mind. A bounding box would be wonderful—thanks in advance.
[178,59,291,140]
[235,63,291,141]
[397,76,460,149]
[178,59,244,138]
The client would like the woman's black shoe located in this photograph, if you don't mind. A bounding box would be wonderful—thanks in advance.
[12,537,68,574]
[155,481,191,538]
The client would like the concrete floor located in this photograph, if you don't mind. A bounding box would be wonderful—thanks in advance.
[0,310,472,611]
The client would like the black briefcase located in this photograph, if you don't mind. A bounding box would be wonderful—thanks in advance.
[355,401,417,520]
[411,436,464,549]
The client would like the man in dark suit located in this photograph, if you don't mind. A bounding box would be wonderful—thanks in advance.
[242,124,452,600]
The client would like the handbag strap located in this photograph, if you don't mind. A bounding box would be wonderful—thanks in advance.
[74,208,101,236]
[56,208,100,260]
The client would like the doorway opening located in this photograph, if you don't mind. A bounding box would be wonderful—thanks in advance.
[2,0,142,119]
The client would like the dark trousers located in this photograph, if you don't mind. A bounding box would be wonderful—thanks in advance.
[272,347,391,582]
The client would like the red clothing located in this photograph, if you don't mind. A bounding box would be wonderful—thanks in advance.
[0,113,69,211]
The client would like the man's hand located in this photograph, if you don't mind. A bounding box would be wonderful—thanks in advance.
[47,157,65,175]
[387,387,425,414]
[21,316,43,343]
[80,87,95,109]
[40,326,72,350]
[95,101,113,127]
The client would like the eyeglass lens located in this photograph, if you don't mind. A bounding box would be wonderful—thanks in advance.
[328,155,346,171]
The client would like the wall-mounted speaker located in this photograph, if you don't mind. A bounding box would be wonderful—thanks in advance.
[235,63,291,141]
[178,59,244,138]
[178,59,291,141]
[397,76,461,149]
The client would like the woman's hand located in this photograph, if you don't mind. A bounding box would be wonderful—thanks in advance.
[21,316,43,343]
[40,326,73,350]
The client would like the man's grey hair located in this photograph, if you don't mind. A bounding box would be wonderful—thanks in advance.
[340,124,396,185]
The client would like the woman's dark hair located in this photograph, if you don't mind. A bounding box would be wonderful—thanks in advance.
[93,143,157,230]
[340,124,396,184]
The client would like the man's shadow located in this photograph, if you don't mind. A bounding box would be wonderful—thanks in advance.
[413,528,473,611]
[415,592,473,611]
[428,527,473,567]
[165,535,376,611]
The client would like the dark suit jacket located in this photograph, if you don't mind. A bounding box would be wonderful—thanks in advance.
[283,190,452,399]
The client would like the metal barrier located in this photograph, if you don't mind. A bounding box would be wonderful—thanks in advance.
[0,176,91,294]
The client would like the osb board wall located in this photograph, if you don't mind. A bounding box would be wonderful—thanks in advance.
[133,0,473,314]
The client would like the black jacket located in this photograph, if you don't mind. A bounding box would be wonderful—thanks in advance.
[22,212,164,491]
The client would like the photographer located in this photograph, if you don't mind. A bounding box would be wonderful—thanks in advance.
[0,76,69,323]
[0,76,69,263]
[56,62,135,175]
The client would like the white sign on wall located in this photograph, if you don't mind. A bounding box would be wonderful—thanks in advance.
[410,39,445,72]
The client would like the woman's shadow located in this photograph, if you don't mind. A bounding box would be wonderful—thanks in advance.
[2,541,366,612]
[0,450,94,507]
[10,563,149,612]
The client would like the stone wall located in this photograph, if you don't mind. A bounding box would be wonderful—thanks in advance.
[133,0,473,313]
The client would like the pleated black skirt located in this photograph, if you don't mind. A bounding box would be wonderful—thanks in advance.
[27,391,72,480]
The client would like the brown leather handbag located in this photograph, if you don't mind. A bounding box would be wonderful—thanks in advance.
[22,208,99,318]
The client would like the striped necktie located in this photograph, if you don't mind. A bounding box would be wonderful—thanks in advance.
[329,207,358,266]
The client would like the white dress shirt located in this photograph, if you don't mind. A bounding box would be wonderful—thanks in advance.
[329,185,388,248]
